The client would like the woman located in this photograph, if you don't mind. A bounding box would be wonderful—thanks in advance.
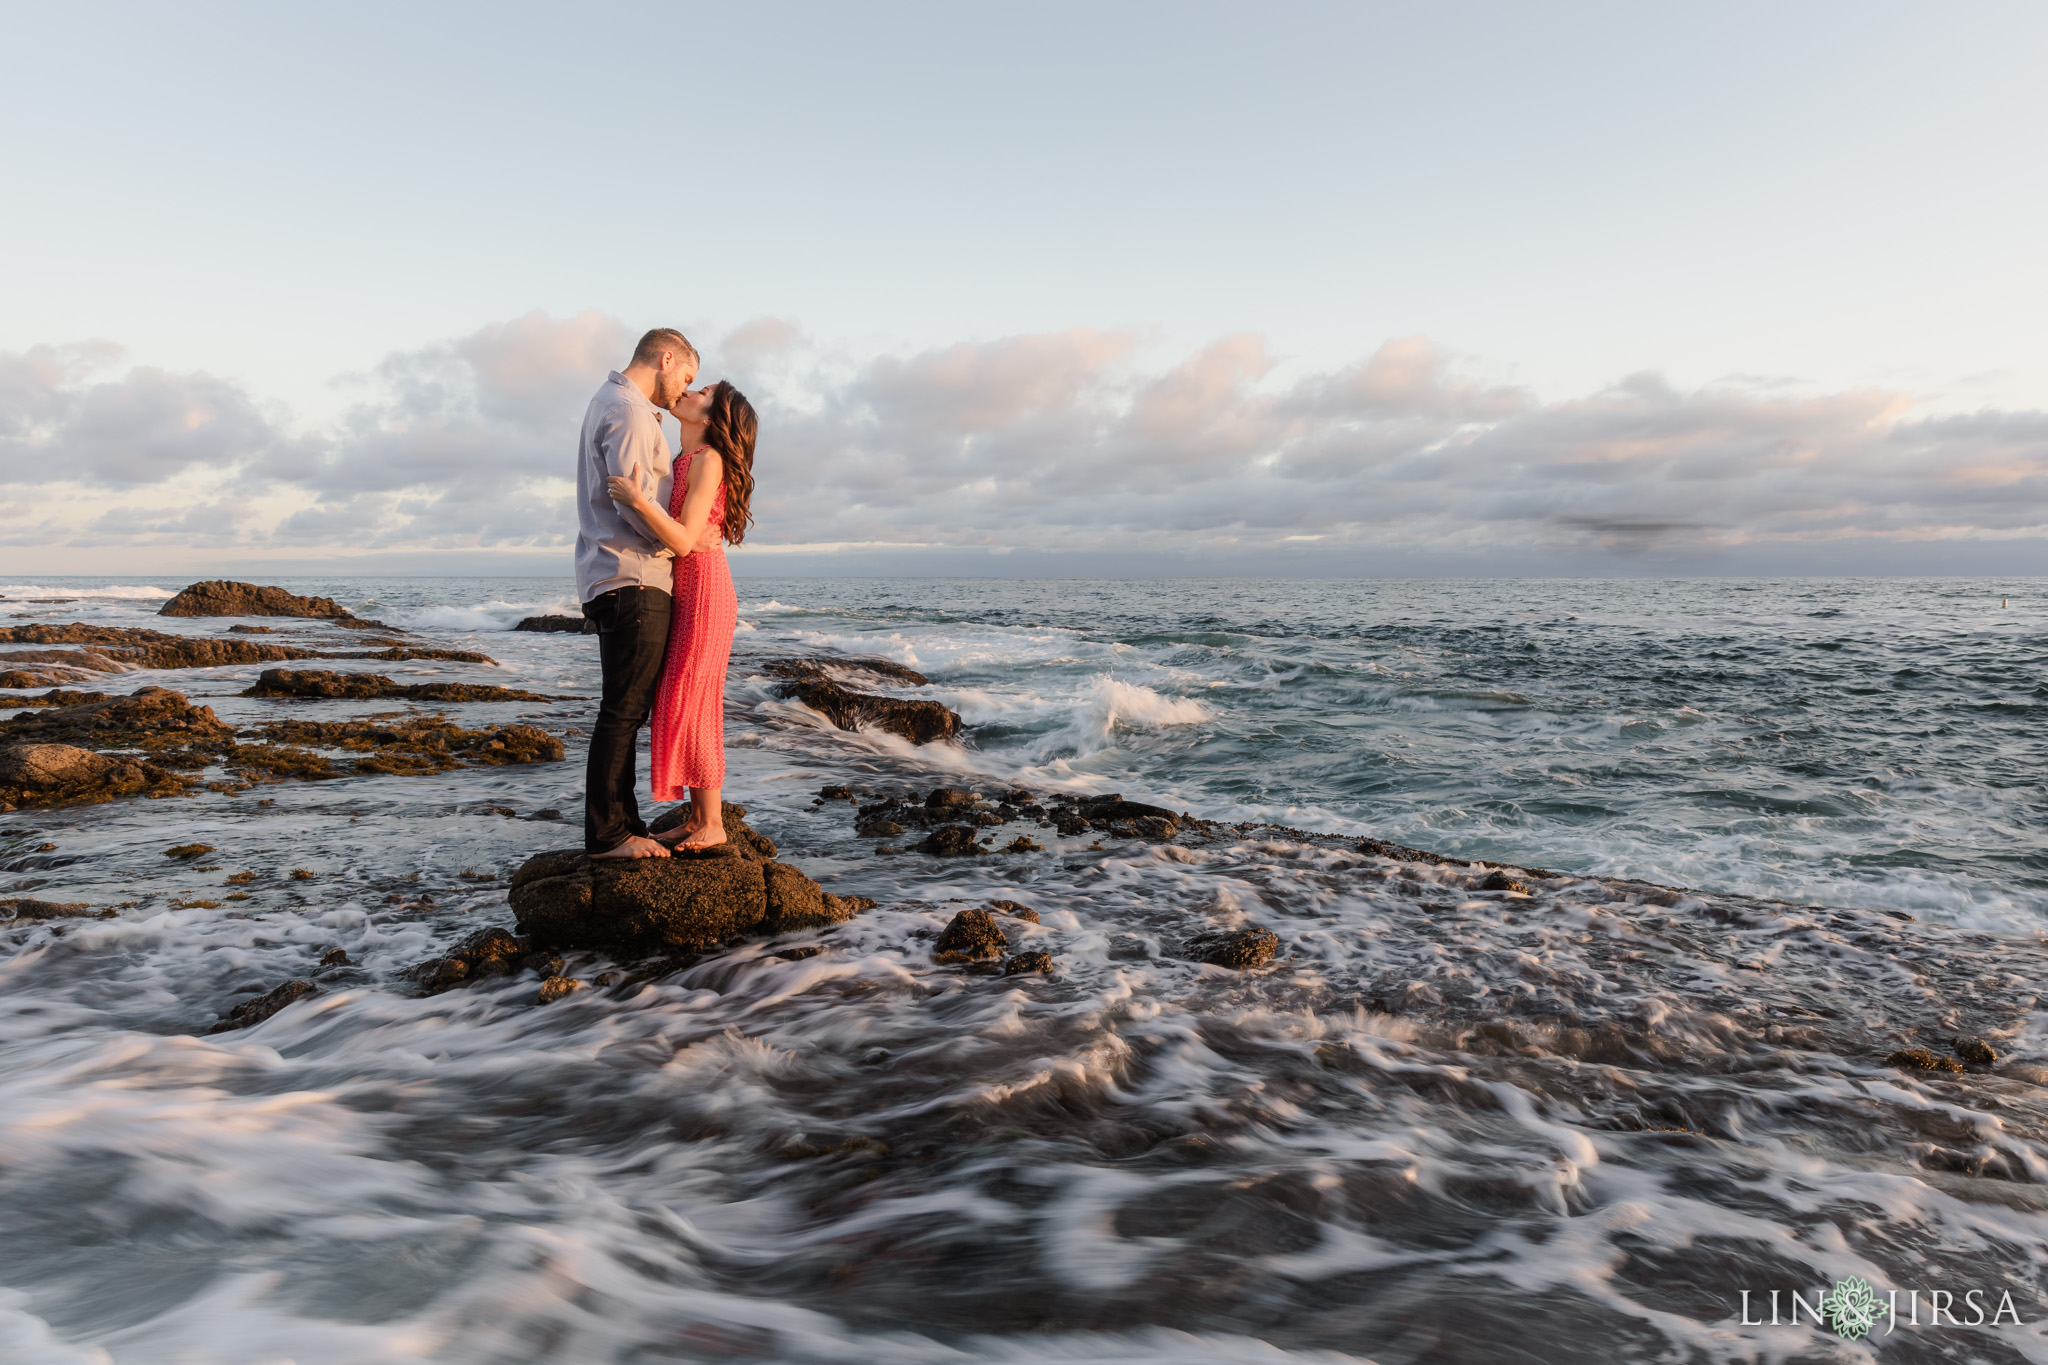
[605,380,757,850]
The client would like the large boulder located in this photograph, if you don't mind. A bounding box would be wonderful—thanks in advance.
[509,807,864,953]
[160,580,364,621]
[514,616,596,634]
[775,677,961,746]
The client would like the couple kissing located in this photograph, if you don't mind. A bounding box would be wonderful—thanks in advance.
[574,327,759,860]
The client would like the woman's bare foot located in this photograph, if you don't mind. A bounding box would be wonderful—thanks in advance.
[677,823,727,851]
[590,834,671,859]
[653,822,703,848]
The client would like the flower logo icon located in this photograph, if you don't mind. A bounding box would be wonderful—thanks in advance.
[1822,1276,1882,1340]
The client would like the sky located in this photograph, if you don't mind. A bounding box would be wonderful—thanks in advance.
[2,0,2045,577]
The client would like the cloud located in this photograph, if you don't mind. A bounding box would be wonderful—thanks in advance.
[1,312,2045,571]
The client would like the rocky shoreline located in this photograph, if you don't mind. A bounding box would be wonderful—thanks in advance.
[2,580,2039,1140]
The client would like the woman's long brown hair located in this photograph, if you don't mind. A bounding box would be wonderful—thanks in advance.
[701,380,757,544]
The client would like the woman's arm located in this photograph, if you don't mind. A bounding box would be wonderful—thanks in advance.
[606,448,724,557]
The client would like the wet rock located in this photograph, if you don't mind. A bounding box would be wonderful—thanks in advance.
[0,897,103,921]
[1,686,233,754]
[514,615,596,634]
[0,669,92,689]
[1479,870,1531,893]
[986,900,1041,923]
[244,668,554,703]
[774,676,962,746]
[227,625,285,634]
[242,716,564,775]
[1954,1036,1999,1065]
[213,979,317,1031]
[1051,812,1091,837]
[510,809,854,955]
[773,945,824,961]
[407,926,555,993]
[765,656,931,687]
[1003,951,1054,975]
[528,808,564,821]
[350,647,500,665]
[916,824,984,857]
[933,908,1008,963]
[164,843,214,859]
[926,787,979,810]
[998,836,1045,853]
[1183,926,1281,970]
[160,580,378,624]
[1083,796,1181,827]
[818,785,854,801]
[763,860,861,932]
[856,819,905,838]
[0,624,335,671]
[1888,1046,1965,1075]
[537,975,585,1004]
[319,947,349,967]
[0,743,113,788]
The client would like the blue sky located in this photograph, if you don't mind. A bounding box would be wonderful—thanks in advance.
[3,1,2045,575]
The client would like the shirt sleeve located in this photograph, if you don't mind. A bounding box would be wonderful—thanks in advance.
[597,407,672,551]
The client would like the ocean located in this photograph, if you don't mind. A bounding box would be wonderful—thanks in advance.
[1,574,2043,1363]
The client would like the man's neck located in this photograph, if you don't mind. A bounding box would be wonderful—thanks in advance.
[620,363,660,404]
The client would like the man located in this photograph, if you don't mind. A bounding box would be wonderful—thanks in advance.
[576,328,697,858]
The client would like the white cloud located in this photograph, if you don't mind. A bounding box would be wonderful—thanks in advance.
[1,312,2044,572]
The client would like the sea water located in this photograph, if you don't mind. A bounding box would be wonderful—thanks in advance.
[0,575,2043,1363]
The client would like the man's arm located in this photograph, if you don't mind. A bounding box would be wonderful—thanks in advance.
[597,409,672,549]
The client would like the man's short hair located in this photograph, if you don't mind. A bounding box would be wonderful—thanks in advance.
[631,327,698,369]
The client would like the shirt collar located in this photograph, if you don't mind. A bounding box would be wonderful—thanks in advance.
[607,370,662,414]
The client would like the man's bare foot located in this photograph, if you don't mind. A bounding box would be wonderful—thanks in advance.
[590,834,670,859]
[677,824,727,851]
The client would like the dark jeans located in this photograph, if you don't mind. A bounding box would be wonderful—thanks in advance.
[582,586,673,852]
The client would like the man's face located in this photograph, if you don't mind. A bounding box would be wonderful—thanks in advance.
[655,352,698,410]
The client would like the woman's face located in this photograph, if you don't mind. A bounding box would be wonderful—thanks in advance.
[670,385,715,423]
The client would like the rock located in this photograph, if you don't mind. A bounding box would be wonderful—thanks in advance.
[513,852,768,953]
[1003,952,1053,976]
[1183,926,1280,970]
[319,947,349,966]
[1051,812,1091,837]
[528,808,564,821]
[0,669,91,689]
[213,979,317,1031]
[856,820,905,838]
[648,801,777,860]
[926,787,979,810]
[1888,1046,1965,1075]
[765,656,932,687]
[763,860,859,932]
[160,580,362,621]
[243,668,554,703]
[1,686,233,752]
[916,824,983,857]
[774,677,962,745]
[164,843,214,859]
[933,908,1008,963]
[2,686,113,707]
[1479,870,1530,893]
[407,926,556,993]
[514,615,596,634]
[999,836,1045,853]
[0,897,102,921]
[537,975,585,1003]
[236,715,563,777]
[0,743,112,788]
[1954,1036,1999,1065]
[818,785,854,801]
[986,900,1040,922]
